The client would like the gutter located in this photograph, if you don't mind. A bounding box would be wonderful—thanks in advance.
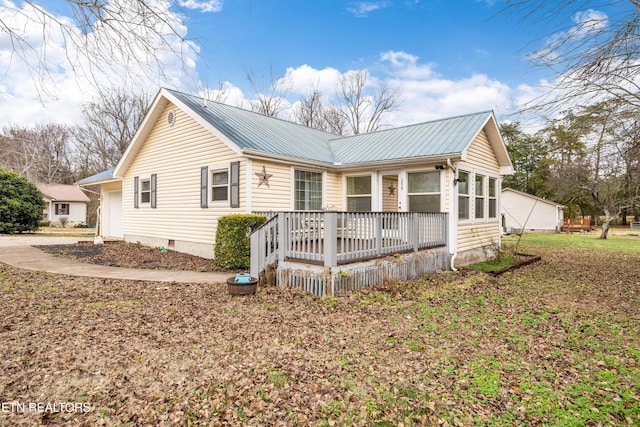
[447,158,458,272]
[242,148,462,172]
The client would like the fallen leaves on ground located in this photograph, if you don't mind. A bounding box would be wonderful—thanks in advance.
[0,240,638,426]
[35,241,228,272]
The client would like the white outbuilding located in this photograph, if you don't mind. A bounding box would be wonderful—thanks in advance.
[501,188,565,233]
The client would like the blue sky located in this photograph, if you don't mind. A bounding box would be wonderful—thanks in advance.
[191,1,530,87]
[0,0,620,129]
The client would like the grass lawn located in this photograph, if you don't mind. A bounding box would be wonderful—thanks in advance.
[35,226,96,238]
[0,233,638,425]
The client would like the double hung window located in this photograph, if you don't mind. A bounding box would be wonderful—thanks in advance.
[346,176,372,212]
[407,171,441,212]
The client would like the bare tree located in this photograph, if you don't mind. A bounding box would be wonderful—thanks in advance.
[502,1,640,114]
[246,67,292,117]
[294,89,327,129]
[0,0,195,97]
[336,70,399,135]
[191,80,234,104]
[323,105,349,136]
[292,70,400,135]
[0,123,74,184]
[74,88,151,173]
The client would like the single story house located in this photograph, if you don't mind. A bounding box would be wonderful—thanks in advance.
[501,188,565,233]
[37,184,90,227]
[78,88,512,293]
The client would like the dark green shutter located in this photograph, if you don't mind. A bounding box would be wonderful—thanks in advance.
[134,176,139,208]
[201,166,208,208]
[150,174,157,208]
[230,161,240,208]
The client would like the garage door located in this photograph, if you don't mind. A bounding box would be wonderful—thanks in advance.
[107,191,123,238]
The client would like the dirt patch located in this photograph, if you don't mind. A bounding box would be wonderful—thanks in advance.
[36,240,234,272]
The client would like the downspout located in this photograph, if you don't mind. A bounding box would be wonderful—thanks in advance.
[447,158,458,272]
[77,186,103,245]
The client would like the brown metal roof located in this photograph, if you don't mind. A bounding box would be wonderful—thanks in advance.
[37,184,90,202]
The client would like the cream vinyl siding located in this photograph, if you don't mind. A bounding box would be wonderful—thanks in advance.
[456,128,502,255]
[101,181,122,192]
[457,222,501,253]
[123,103,243,245]
[251,161,292,211]
[250,163,342,212]
[325,171,343,210]
[460,129,501,175]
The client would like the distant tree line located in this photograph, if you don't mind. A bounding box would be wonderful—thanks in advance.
[501,101,640,238]
[1,68,400,189]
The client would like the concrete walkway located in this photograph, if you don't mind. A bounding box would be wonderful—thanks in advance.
[0,235,232,284]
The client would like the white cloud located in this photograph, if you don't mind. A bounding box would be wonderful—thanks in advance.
[346,2,388,18]
[283,64,342,96]
[272,51,519,129]
[572,9,608,34]
[177,0,223,13]
[379,51,513,125]
[0,0,200,125]
[525,9,608,65]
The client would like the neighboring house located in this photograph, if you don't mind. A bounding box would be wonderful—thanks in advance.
[78,88,513,292]
[37,184,91,227]
[501,188,565,233]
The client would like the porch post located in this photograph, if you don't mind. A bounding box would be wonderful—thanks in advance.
[250,230,261,278]
[324,212,337,267]
[375,214,382,257]
[278,213,287,263]
[411,213,419,252]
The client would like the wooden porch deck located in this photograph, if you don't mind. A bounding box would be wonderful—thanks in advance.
[561,217,592,232]
[250,211,449,296]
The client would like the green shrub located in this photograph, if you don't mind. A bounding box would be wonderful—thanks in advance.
[214,214,267,269]
[0,168,45,234]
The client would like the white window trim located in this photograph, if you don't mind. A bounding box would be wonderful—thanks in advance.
[138,174,152,208]
[291,167,325,211]
[209,162,231,206]
[405,169,443,213]
[488,177,498,220]
[475,173,486,220]
[457,169,501,224]
[344,173,374,212]
[457,170,471,223]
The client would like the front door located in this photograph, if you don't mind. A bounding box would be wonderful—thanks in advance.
[381,175,400,237]
[382,175,398,212]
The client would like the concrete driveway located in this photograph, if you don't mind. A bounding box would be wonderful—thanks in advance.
[0,234,92,246]
[0,234,230,283]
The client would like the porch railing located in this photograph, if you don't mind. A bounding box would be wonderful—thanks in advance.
[251,211,448,278]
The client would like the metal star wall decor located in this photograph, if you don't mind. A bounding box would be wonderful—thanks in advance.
[388,183,396,196]
[255,166,273,187]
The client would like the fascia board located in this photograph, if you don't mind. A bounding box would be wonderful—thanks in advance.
[113,90,168,178]
[335,154,463,172]
[460,112,512,170]
[114,88,245,179]
[244,149,462,172]
[242,149,335,169]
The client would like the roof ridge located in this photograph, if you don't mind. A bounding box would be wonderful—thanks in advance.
[164,87,339,138]
[331,110,494,142]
